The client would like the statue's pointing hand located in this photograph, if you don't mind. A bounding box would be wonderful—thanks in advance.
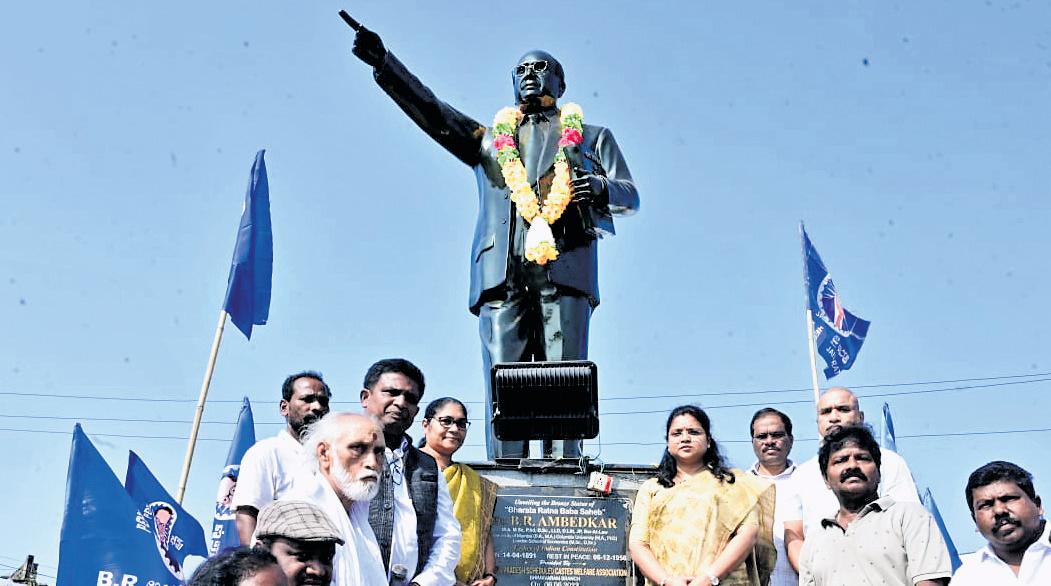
[351,25,386,67]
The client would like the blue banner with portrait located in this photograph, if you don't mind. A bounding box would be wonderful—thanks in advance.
[125,451,208,580]
[802,224,871,379]
[58,425,181,586]
[209,397,256,555]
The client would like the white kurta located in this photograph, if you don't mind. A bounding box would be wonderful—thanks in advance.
[285,471,388,586]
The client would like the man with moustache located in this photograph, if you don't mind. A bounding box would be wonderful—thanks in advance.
[798,426,951,586]
[252,500,344,586]
[349,22,640,460]
[360,358,460,586]
[235,371,332,543]
[951,461,1050,584]
[286,411,389,585]
[748,408,801,586]
[783,387,920,571]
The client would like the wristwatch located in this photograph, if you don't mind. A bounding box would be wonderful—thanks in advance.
[705,571,720,585]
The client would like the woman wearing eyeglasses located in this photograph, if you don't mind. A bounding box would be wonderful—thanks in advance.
[418,397,498,586]
[629,405,777,586]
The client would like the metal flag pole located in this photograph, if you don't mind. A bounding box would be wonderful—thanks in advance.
[799,222,822,405]
[177,309,228,503]
[804,310,822,405]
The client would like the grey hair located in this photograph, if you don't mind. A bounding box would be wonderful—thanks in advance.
[300,411,382,471]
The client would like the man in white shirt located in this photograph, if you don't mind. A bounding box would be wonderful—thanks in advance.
[360,358,460,586]
[234,371,332,543]
[285,412,390,585]
[952,460,1050,585]
[783,387,919,572]
[748,408,800,586]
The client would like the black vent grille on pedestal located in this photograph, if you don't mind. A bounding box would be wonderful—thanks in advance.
[491,360,599,440]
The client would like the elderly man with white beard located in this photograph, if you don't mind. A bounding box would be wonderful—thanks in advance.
[281,411,389,585]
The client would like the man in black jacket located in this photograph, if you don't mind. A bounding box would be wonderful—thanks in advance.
[360,358,460,586]
[350,25,640,460]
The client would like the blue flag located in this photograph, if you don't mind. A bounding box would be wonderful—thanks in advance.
[801,223,871,379]
[125,451,208,576]
[223,150,273,339]
[880,402,898,452]
[209,397,257,555]
[921,487,963,572]
[58,425,182,586]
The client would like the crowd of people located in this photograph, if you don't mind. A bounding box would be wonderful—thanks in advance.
[187,363,1048,586]
[628,387,1048,586]
[191,359,497,586]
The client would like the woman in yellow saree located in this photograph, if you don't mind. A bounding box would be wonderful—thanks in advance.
[630,405,776,586]
[419,397,499,586]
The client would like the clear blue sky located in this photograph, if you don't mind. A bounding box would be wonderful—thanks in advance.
[2,0,1049,576]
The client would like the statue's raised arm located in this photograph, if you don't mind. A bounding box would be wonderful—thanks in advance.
[350,22,487,167]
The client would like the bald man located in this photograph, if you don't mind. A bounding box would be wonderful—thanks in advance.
[783,387,920,573]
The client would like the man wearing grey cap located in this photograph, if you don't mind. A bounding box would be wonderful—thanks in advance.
[253,500,342,586]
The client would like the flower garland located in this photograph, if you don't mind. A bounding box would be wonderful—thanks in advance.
[492,103,584,265]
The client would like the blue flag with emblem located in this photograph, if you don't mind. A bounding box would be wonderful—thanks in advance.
[125,451,208,577]
[58,424,181,586]
[801,223,871,379]
[223,150,273,339]
[880,402,898,452]
[921,487,963,572]
[209,397,257,555]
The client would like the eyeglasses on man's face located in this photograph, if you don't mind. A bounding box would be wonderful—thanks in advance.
[514,60,549,76]
[752,431,789,442]
[433,416,471,430]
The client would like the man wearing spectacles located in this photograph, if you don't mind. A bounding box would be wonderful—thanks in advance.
[359,358,461,586]
[347,19,640,461]
[748,408,800,586]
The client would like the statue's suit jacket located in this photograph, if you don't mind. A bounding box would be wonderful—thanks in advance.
[374,53,640,314]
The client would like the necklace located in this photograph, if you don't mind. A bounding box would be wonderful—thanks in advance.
[673,466,705,484]
[492,103,584,264]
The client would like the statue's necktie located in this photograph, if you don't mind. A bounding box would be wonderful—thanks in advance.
[519,114,551,186]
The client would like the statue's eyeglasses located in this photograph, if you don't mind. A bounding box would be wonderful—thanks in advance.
[433,416,471,430]
[514,60,549,76]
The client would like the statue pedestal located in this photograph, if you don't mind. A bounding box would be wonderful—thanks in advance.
[471,460,656,586]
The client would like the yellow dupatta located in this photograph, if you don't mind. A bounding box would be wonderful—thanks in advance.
[643,469,776,586]
[444,463,498,584]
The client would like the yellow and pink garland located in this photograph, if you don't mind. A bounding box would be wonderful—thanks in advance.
[492,103,584,265]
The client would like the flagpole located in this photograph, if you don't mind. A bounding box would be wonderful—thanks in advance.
[804,309,822,404]
[880,403,885,447]
[799,222,822,404]
[177,309,228,503]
